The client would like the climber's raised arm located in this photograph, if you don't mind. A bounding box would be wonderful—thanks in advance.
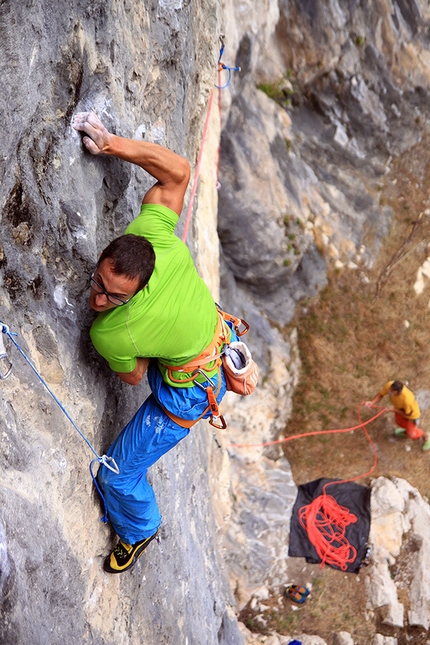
[73,112,190,216]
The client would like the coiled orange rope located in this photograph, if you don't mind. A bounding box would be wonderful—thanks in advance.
[229,403,388,570]
[298,491,358,570]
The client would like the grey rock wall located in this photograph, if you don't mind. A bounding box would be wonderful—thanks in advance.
[0,2,245,644]
[218,0,430,327]
[215,1,430,643]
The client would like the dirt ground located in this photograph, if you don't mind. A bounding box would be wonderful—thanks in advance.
[240,136,430,644]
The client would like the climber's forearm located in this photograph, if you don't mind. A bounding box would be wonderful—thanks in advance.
[73,112,190,215]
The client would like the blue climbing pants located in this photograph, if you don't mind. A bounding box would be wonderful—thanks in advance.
[97,362,228,544]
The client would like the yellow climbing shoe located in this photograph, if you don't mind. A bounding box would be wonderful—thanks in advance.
[103,531,159,573]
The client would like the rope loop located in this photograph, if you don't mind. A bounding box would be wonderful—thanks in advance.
[90,460,109,523]
[298,492,358,570]
[229,402,388,570]
[216,36,241,89]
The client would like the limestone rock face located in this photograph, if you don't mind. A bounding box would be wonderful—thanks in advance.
[215,1,430,643]
[218,83,328,325]
[0,2,245,645]
[373,636,398,645]
[218,0,430,326]
[368,477,430,630]
[334,633,355,645]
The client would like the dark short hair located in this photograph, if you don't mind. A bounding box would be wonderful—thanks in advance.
[98,234,155,292]
[390,380,404,394]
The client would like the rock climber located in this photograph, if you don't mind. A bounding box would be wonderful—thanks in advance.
[73,112,240,573]
[365,380,430,451]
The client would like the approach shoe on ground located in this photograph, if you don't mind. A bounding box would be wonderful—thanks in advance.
[422,438,430,451]
[394,427,406,436]
[285,585,310,604]
[104,531,158,573]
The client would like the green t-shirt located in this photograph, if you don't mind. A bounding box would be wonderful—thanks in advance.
[90,203,218,386]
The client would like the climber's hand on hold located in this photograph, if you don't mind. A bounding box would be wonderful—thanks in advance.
[73,112,111,156]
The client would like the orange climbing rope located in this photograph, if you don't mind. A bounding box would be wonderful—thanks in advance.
[180,38,382,570]
[229,403,388,570]
[182,89,216,243]
[298,491,358,570]
[182,37,238,243]
[228,404,386,453]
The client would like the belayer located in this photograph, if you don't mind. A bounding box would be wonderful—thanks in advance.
[73,112,257,573]
[366,379,430,451]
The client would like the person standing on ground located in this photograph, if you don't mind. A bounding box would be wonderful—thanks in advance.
[73,112,242,573]
[365,380,430,451]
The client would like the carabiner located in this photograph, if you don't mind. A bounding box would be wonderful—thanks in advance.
[192,368,216,391]
[0,331,13,379]
[209,415,227,430]
[99,455,120,474]
[235,319,250,336]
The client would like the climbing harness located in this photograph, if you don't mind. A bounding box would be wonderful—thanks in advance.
[160,308,252,429]
[0,321,119,522]
[229,403,389,571]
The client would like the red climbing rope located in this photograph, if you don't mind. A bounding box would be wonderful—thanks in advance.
[229,403,389,570]
[182,37,238,243]
[228,404,387,451]
[216,63,223,184]
[182,89,216,243]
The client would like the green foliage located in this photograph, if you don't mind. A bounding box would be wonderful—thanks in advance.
[283,215,303,259]
[257,81,284,103]
[257,72,296,108]
[244,618,256,631]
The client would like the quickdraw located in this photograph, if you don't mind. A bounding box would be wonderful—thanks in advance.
[216,35,241,90]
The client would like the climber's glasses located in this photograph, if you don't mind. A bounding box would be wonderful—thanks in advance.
[89,272,132,306]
